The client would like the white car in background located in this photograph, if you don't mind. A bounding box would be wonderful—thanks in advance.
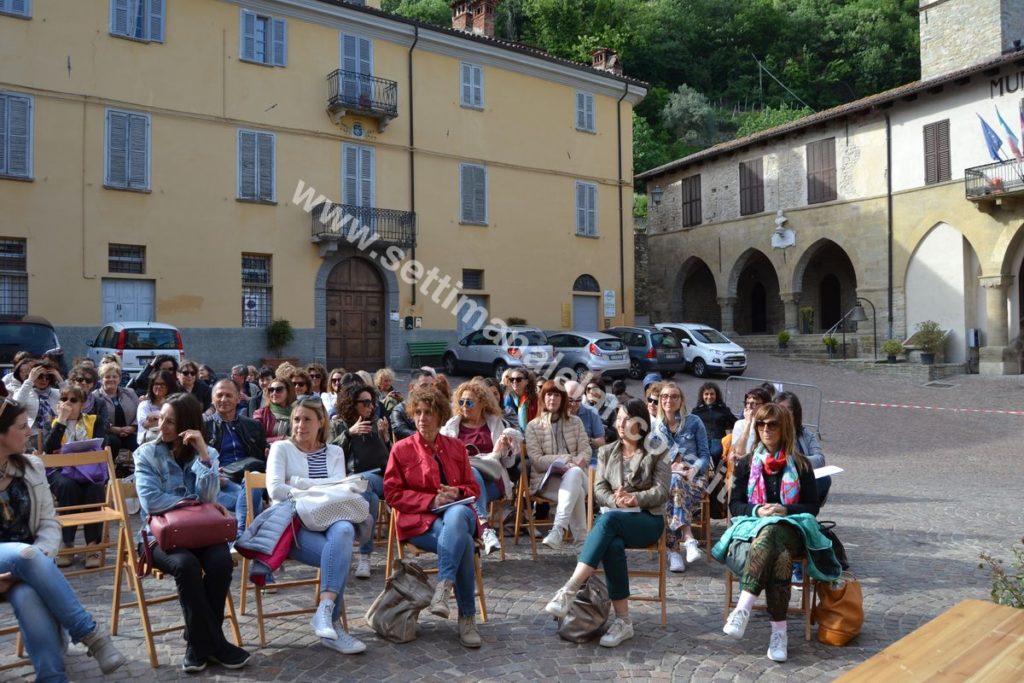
[655,322,747,377]
[85,322,185,377]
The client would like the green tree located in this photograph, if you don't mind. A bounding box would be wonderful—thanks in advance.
[661,84,717,148]
[384,0,450,26]
[736,104,813,138]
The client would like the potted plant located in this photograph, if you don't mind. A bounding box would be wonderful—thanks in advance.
[777,330,791,350]
[263,318,298,368]
[823,335,838,358]
[881,339,903,363]
[915,320,944,365]
[799,306,815,334]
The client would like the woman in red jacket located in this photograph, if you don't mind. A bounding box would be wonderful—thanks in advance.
[384,386,482,649]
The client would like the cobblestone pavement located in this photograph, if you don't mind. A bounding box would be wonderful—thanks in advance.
[3,353,1021,681]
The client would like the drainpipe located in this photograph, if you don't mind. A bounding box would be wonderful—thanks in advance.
[616,82,628,318]
[408,26,419,306]
[885,113,894,340]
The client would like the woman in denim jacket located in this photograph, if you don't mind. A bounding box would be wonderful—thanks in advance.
[134,392,251,674]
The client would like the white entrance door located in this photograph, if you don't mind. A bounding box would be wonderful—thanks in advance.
[572,295,599,331]
[102,279,155,323]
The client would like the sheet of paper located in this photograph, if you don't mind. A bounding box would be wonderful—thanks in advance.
[430,496,477,514]
[814,465,844,479]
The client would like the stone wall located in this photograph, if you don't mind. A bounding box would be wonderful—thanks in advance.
[919,0,1005,80]
[634,228,650,319]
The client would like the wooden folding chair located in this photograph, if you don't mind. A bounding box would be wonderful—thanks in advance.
[587,470,668,625]
[238,471,347,648]
[110,479,243,668]
[724,557,816,641]
[39,448,123,577]
[513,446,564,560]
[384,514,488,622]
[0,626,27,673]
[690,491,713,553]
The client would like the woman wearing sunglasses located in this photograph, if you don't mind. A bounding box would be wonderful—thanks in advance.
[305,363,329,397]
[719,403,827,664]
[502,369,538,432]
[253,378,295,444]
[320,367,346,417]
[440,379,516,557]
[177,360,212,413]
[0,399,126,680]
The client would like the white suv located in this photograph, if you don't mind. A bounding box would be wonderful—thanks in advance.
[86,322,185,377]
[656,323,747,377]
[443,325,554,380]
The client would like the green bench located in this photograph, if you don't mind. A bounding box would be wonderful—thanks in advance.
[407,340,449,368]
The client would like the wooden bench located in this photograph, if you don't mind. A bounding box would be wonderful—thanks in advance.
[837,598,1024,682]
[407,340,448,367]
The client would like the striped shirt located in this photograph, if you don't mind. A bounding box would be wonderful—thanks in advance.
[305,446,330,479]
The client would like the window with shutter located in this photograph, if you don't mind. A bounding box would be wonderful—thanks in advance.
[923,120,950,185]
[681,175,701,227]
[237,129,275,202]
[110,0,163,42]
[460,163,487,225]
[576,91,595,132]
[342,143,374,209]
[105,109,149,190]
[1,0,31,18]
[0,92,32,179]
[575,181,598,236]
[241,9,286,66]
[806,138,837,204]
[460,63,484,109]
[739,157,764,216]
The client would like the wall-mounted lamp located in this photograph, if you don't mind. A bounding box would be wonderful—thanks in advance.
[650,185,664,206]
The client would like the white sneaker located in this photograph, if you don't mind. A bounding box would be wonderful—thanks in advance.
[542,528,567,550]
[311,600,339,640]
[481,527,501,556]
[684,538,703,564]
[668,550,686,573]
[320,631,366,655]
[599,617,634,647]
[544,586,573,619]
[723,607,750,639]
[354,555,371,579]
[767,630,788,662]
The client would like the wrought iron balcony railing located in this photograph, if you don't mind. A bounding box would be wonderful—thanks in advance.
[965,159,1024,200]
[327,70,398,128]
[311,202,416,256]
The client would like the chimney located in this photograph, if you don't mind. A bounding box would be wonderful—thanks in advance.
[451,0,499,38]
[590,47,622,76]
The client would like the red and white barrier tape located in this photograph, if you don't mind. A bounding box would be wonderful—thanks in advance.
[825,399,1024,416]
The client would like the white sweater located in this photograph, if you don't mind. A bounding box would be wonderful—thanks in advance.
[267,440,348,503]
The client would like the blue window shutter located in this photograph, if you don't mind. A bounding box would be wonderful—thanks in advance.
[359,145,373,208]
[271,18,286,66]
[240,10,256,61]
[587,184,597,235]
[576,182,586,233]
[461,164,485,223]
[461,63,472,106]
[111,0,129,36]
[576,92,586,129]
[238,130,256,199]
[10,0,29,16]
[127,113,148,188]
[343,144,358,205]
[0,95,6,176]
[257,132,275,201]
[586,95,594,130]
[107,110,128,186]
[6,95,30,177]
[472,65,483,107]
[149,0,164,42]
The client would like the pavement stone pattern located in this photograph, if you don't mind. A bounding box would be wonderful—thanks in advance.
[2,352,1021,681]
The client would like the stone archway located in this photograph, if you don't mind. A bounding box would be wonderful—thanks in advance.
[793,238,858,332]
[729,249,783,335]
[670,257,720,327]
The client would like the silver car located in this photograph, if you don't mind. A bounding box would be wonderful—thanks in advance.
[546,331,630,380]
[443,325,554,380]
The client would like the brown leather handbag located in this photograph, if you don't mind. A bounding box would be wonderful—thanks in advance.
[147,500,236,551]
[813,573,864,646]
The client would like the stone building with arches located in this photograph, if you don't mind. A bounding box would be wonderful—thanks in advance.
[638,0,1024,374]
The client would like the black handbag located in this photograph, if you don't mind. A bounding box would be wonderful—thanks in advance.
[818,521,850,570]
[220,457,266,483]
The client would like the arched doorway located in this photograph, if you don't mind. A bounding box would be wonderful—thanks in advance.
[671,258,720,327]
[751,283,767,332]
[819,274,842,331]
[730,249,782,335]
[325,258,385,370]
[572,274,601,331]
[793,239,858,332]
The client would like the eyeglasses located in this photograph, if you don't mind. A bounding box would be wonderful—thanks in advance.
[309,373,323,379]
[268,386,287,394]
[355,398,375,406]
[71,377,90,384]
[179,370,196,376]
[330,377,341,384]
[59,396,81,403]
[756,420,780,431]
[646,397,659,404]
[660,394,682,401]
[292,382,308,389]
[509,376,526,383]
[458,399,476,408]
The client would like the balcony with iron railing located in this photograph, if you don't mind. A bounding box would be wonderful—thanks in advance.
[965,159,1024,203]
[326,70,398,129]
[311,202,416,257]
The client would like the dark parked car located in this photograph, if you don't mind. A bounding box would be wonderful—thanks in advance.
[0,316,67,375]
[603,325,687,380]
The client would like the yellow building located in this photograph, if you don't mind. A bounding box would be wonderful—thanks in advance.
[0,0,645,370]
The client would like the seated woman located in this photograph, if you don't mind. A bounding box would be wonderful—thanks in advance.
[652,381,710,573]
[525,380,591,550]
[134,392,250,673]
[305,363,328,399]
[43,385,108,569]
[384,387,483,648]
[502,369,538,432]
[374,368,403,417]
[0,398,126,681]
[330,381,390,579]
[136,370,179,446]
[543,398,669,648]
[93,361,139,475]
[289,370,314,402]
[644,381,663,420]
[267,398,369,655]
[321,367,346,418]
[775,392,829,503]
[691,381,735,470]
[253,377,294,443]
[729,387,772,458]
[440,379,516,556]
[720,403,823,664]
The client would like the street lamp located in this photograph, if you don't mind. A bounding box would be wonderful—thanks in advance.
[650,185,664,206]
[840,297,877,360]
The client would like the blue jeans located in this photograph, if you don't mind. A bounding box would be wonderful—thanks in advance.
[289,520,354,622]
[817,475,833,506]
[361,474,384,555]
[408,504,477,617]
[0,542,97,682]
[217,479,264,537]
[471,467,501,522]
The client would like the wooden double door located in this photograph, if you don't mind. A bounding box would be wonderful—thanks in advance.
[325,258,385,371]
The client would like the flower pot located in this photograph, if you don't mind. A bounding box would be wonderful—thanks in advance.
[920,352,935,365]
[886,354,897,363]
[778,342,788,350]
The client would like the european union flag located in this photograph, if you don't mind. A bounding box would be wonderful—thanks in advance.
[978,114,1005,162]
